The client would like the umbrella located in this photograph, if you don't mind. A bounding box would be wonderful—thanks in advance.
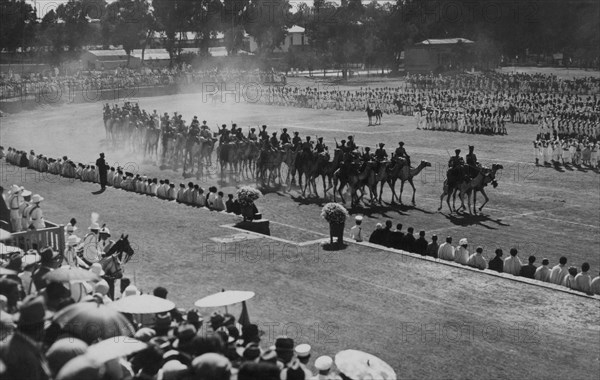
[86,336,148,363]
[52,301,136,344]
[109,294,175,314]
[43,266,100,283]
[194,290,255,308]
[335,350,396,380]
[0,267,18,275]
[0,229,11,241]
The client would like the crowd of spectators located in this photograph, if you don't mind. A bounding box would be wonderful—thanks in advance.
[352,217,600,296]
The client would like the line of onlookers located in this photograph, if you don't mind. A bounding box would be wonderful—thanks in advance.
[351,218,600,296]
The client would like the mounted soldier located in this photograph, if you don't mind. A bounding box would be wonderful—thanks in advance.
[375,143,388,161]
[394,142,411,167]
[292,132,301,150]
[465,145,480,178]
[280,128,291,145]
[259,125,269,141]
[248,127,258,141]
[315,137,326,153]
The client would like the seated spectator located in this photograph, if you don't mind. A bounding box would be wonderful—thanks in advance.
[425,235,439,258]
[402,227,416,253]
[213,191,225,211]
[414,231,428,256]
[381,220,394,248]
[368,223,385,245]
[488,249,504,273]
[454,238,469,265]
[574,262,592,294]
[590,272,600,295]
[562,266,578,289]
[438,236,455,261]
[225,194,235,213]
[550,256,569,285]
[467,246,488,270]
[519,256,537,279]
[389,223,404,250]
[534,258,551,282]
[503,248,522,276]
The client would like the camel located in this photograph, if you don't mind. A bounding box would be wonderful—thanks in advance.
[256,148,285,186]
[347,161,377,207]
[438,164,503,214]
[283,144,299,188]
[386,160,432,205]
[182,136,203,178]
[218,141,241,182]
[316,149,343,198]
[144,128,160,162]
[294,151,323,197]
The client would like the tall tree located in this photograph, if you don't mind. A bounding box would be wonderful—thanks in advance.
[104,0,151,66]
[243,0,292,56]
[0,0,37,52]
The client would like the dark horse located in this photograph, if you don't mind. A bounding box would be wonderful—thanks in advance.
[366,105,382,126]
[100,234,135,299]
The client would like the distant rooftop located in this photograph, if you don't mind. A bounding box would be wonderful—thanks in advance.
[417,38,474,45]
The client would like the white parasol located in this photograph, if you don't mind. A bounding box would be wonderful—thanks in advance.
[109,294,175,314]
[86,336,148,363]
[0,229,12,241]
[194,290,255,308]
[335,349,396,380]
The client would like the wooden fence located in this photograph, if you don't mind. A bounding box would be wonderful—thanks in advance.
[4,221,65,255]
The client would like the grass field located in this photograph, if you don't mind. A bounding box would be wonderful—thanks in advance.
[1,78,599,378]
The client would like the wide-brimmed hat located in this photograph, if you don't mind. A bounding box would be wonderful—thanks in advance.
[31,194,44,203]
[21,190,32,197]
[295,344,311,359]
[123,285,141,297]
[88,222,100,231]
[89,263,105,276]
[9,184,23,194]
[98,227,110,236]
[66,235,81,246]
[459,238,468,245]
[314,355,333,371]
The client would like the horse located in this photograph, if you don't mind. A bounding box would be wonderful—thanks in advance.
[366,106,382,126]
[100,234,135,299]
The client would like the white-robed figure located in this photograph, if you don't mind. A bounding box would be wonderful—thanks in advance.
[7,185,23,232]
[98,225,114,256]
[81,213,101,265]
[29,194,45,230]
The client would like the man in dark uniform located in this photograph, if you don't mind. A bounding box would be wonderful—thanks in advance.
[292,132,301,150]
[394,142,410,166]
[315,137,326,153]
[465,145,479,178]
[259,125,269,141]
[346,136,357,152]
[302,136,313,153]
[280,128,291,145]
[336,139,347,152]
[448,149,464,168]
[189,117,201,139]
[375,143,388,161]
[96,152,109,190]
[270,132,280,149]
[362,147,373,162]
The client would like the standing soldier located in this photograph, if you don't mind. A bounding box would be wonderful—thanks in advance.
[96,152,109,191]
[7,185,23,232]
[29,194,45,230]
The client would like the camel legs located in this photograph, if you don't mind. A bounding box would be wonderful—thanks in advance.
[476,188,490,213]
[408,179,417,205]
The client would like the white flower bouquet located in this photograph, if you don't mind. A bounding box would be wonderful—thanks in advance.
[321,203,349,225]
[236,186,262,206]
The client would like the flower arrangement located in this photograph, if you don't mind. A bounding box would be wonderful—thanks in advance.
[321,203,349,225]
[236,186,262,206]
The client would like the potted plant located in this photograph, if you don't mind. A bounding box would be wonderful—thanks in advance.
[321,202,349,245]
[236,186,262,221]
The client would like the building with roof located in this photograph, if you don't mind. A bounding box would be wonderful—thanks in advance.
[80,50,141,70]
[405,38,475,73]
[248,25,309,54]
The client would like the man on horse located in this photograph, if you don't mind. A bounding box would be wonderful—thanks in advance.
[81,221,101,266]
[98,225,115,258]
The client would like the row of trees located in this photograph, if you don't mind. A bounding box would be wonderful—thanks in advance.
[1,0,599,72]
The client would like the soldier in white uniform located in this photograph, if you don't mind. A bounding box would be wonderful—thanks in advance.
[29,194,45,230]
[7,185,23,232]
[98,225,114,257]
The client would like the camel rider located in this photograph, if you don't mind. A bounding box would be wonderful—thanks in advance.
[315,137,326,153]
[336,139,347,152]
[448,149,464,168]
[200,124,212,139]
[248,127,258,141]
[346,136,357,152]
[190,117,201,139]
[235,128,245,141]
[362,147,373,162]
[161,112,169,129]
[230,123,238,135]
[98,225,114,258]
[81,222,101,265]
[394,142,411,167]
[270,132,280,149]
[466,145,479,166]
[375,143,388,161]
[201,120,209,129]
[302,136,313,153]
[292,132,301,150]
[280,128,291,145]
[259,125,269,141]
